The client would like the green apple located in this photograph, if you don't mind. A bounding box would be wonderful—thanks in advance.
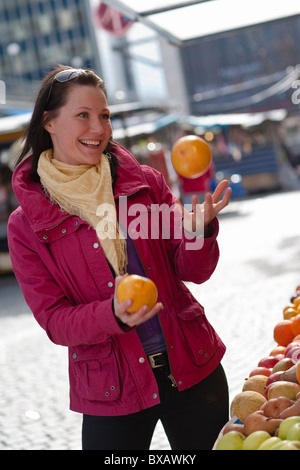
[242,431,271,450]
[278,416,300,440]
[276,441,299,450]
[257,437,282,450]
[216,431,245,450]
[287,422,300,441]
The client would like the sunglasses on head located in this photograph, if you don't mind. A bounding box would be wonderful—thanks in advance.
[46,68,87,105]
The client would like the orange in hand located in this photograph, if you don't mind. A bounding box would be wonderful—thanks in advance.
[171,135,212,179]
[116,274,158,314]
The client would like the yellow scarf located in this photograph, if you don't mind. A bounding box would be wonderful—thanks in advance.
[37,149,127,276]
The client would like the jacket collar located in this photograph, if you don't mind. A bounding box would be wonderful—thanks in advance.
[12,144,150,233]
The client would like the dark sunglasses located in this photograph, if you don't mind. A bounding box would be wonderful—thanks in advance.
[46,68,87,105]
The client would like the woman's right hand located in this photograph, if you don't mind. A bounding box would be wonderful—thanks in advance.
[113,275,163,328]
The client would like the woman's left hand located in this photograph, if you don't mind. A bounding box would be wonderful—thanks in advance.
[175,180,232,234]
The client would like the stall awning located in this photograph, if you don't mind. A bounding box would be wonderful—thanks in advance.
[102,0,300,45]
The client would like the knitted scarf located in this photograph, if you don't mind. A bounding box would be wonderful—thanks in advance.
[37,149,127,276]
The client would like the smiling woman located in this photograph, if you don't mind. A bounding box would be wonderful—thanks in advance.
[8,64,231,451]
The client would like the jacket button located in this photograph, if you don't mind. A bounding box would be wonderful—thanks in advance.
[139,357,145,363]
[107,282,113,288]
[152,393,158,399]
[61,228,67,234]
[72,353,77,359]
[93,242,99,249]
[43,235,48,240]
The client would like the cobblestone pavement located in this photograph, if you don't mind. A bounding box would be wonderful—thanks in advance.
[1,189,300,450]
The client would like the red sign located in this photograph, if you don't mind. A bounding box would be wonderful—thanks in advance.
[94,2,133,37]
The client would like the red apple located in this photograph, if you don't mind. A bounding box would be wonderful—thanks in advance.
[285,342,300,357]
[249,367,272,378]
[286,347,300,364]
[258,356,281,369]
[266,371,284,388]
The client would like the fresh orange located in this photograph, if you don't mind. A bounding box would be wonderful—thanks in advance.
[296,361,300,385]
[291,314,300,337]
[116,274,158,314]
[171,135,212,179]
[273,320,295,347]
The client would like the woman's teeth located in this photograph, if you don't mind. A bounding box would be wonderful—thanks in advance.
[80,140,100,147]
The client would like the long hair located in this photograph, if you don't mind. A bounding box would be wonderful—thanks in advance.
[16,65,119,183]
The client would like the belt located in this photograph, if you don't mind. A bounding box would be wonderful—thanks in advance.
[148,351,169,369]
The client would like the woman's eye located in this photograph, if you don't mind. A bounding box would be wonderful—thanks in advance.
[101,113,110,120]
[78,112,88,118]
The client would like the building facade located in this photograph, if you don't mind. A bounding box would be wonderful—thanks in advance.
[0,0,101,106]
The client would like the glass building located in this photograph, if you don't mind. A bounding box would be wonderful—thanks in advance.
[0,0,101,105]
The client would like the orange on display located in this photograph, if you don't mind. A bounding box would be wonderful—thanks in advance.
[273,320,295,347]
[116,274,158,314]
[171,135,212,179]
[291,314,300,336]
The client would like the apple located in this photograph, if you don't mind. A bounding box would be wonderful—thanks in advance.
[271,357,295,373]
[266,371,283,388]
[249,367,272,378]
[287,422,300,441]
[285,342,300,357]
[257,436,282,450]
[267,381,300,400]
[242,431,271,450]
[278,416,300,440]
[258,356,281,369]
[285,346,300,363]
[222,422,245,435]
[270,440,300,450]
[215,431,245,450]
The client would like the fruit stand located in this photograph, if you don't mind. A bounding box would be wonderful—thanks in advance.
[215,285,300,450]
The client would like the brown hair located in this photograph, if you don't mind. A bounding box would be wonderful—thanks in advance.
[16,65,119,183]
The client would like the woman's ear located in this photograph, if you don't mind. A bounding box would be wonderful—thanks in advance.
[42,111,53,133]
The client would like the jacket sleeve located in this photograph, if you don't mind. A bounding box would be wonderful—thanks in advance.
[7,209,127,348]
[143,166,220,284]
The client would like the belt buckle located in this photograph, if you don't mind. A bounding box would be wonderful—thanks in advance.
[148,352,164,368]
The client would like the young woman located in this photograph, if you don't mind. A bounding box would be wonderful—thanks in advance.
[8,65,231,450]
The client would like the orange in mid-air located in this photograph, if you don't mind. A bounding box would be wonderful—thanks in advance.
[116,274,158,314]
[171,135,212,179]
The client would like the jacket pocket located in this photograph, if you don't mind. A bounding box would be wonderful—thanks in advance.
[71,342,120,402]
[176,303,217,367]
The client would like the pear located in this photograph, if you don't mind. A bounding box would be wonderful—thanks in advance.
[261,396,294,418]
[243,410,282,437]
[279,397,300,419]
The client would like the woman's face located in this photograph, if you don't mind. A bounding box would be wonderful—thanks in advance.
[44,85,112,165]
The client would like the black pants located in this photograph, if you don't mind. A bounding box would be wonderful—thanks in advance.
[82,363,229,450]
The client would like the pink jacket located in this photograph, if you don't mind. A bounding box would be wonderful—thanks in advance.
[7,144,225,416]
